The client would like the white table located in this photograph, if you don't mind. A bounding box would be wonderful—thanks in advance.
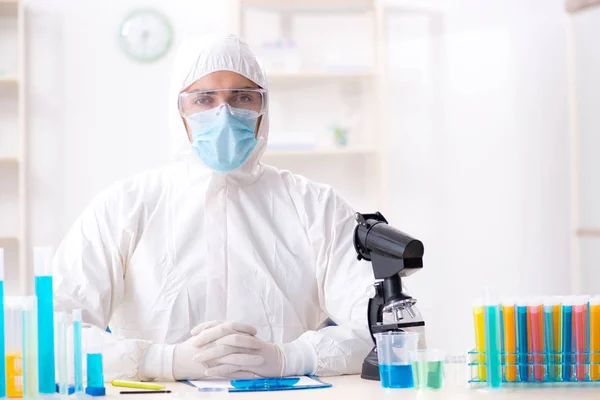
[104,375,600,399]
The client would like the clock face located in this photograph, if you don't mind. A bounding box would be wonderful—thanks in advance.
[119,9,172,62]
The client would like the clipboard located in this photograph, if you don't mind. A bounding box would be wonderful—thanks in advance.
[187,376,332,392]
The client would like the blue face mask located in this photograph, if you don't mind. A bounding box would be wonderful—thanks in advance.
[186,105,259,173]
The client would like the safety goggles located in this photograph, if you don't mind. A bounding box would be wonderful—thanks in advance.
[178,88,267,120]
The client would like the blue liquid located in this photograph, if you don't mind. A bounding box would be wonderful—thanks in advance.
[0,281,5,398]
[86,353,104,388]
[562,305,573,381]
[35,275,56,394]
[74,320,83,392]
[517,306,528,382]
[484,305,502,388]
[230,377,299,389]
[379,364,414,388]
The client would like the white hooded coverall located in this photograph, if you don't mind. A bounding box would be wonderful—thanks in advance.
[53,34,374,381]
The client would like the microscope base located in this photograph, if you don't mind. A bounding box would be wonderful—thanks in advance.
[360,347,381,380]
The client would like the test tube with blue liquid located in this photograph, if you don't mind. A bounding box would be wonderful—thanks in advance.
[23,296,40,400]
[0,249,6,399]
[34,246,56,395]
[562,297,573,381]
[516,300,529,382]
[85,330,106,396]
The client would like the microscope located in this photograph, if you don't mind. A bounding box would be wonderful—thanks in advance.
[353,212,425,381]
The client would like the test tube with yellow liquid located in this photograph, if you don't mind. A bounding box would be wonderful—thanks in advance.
[590,296,600,381]
[473,302,486,381]
[4,297,24,398]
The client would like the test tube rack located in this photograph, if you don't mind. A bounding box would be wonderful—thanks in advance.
[470,295,600,388]
[468,350,600,386]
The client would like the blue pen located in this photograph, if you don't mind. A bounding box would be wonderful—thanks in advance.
[563,299,573,381]
[517,302,528,381]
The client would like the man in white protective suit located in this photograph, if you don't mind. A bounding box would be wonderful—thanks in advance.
[53,34,399,382]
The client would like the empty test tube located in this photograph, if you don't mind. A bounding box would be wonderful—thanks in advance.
[56,312,68,396]
[73,309,84,394]
[23,296,39,400]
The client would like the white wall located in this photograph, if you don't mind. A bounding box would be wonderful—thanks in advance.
[385,0,571,354]
[27,0,229,248]
[25,0,572,355]
[571,6,600,294]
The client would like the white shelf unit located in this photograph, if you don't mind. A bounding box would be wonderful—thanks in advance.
[0,76,19,83]
[267,70,376,81]
[237,0,374,12]
[0,0,26,295]
[230,0,389,212]
[263,147,377,157]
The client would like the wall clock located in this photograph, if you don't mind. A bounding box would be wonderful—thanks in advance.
[119,9,172,62]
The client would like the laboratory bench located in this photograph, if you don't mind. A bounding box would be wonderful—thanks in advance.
[104,374,600,399]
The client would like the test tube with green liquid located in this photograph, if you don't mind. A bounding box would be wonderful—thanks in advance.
[543,297,557,381]
[484,300,502,388]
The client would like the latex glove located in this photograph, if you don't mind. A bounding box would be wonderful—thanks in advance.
[172,321,258,381]
[201,334,284,379]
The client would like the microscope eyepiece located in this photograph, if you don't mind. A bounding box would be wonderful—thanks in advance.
[353,212,424,280]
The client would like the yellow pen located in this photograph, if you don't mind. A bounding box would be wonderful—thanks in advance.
[473,302,486,381]
[590,296,600,381]
[111,380,166,390]
[502,301,517,381]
